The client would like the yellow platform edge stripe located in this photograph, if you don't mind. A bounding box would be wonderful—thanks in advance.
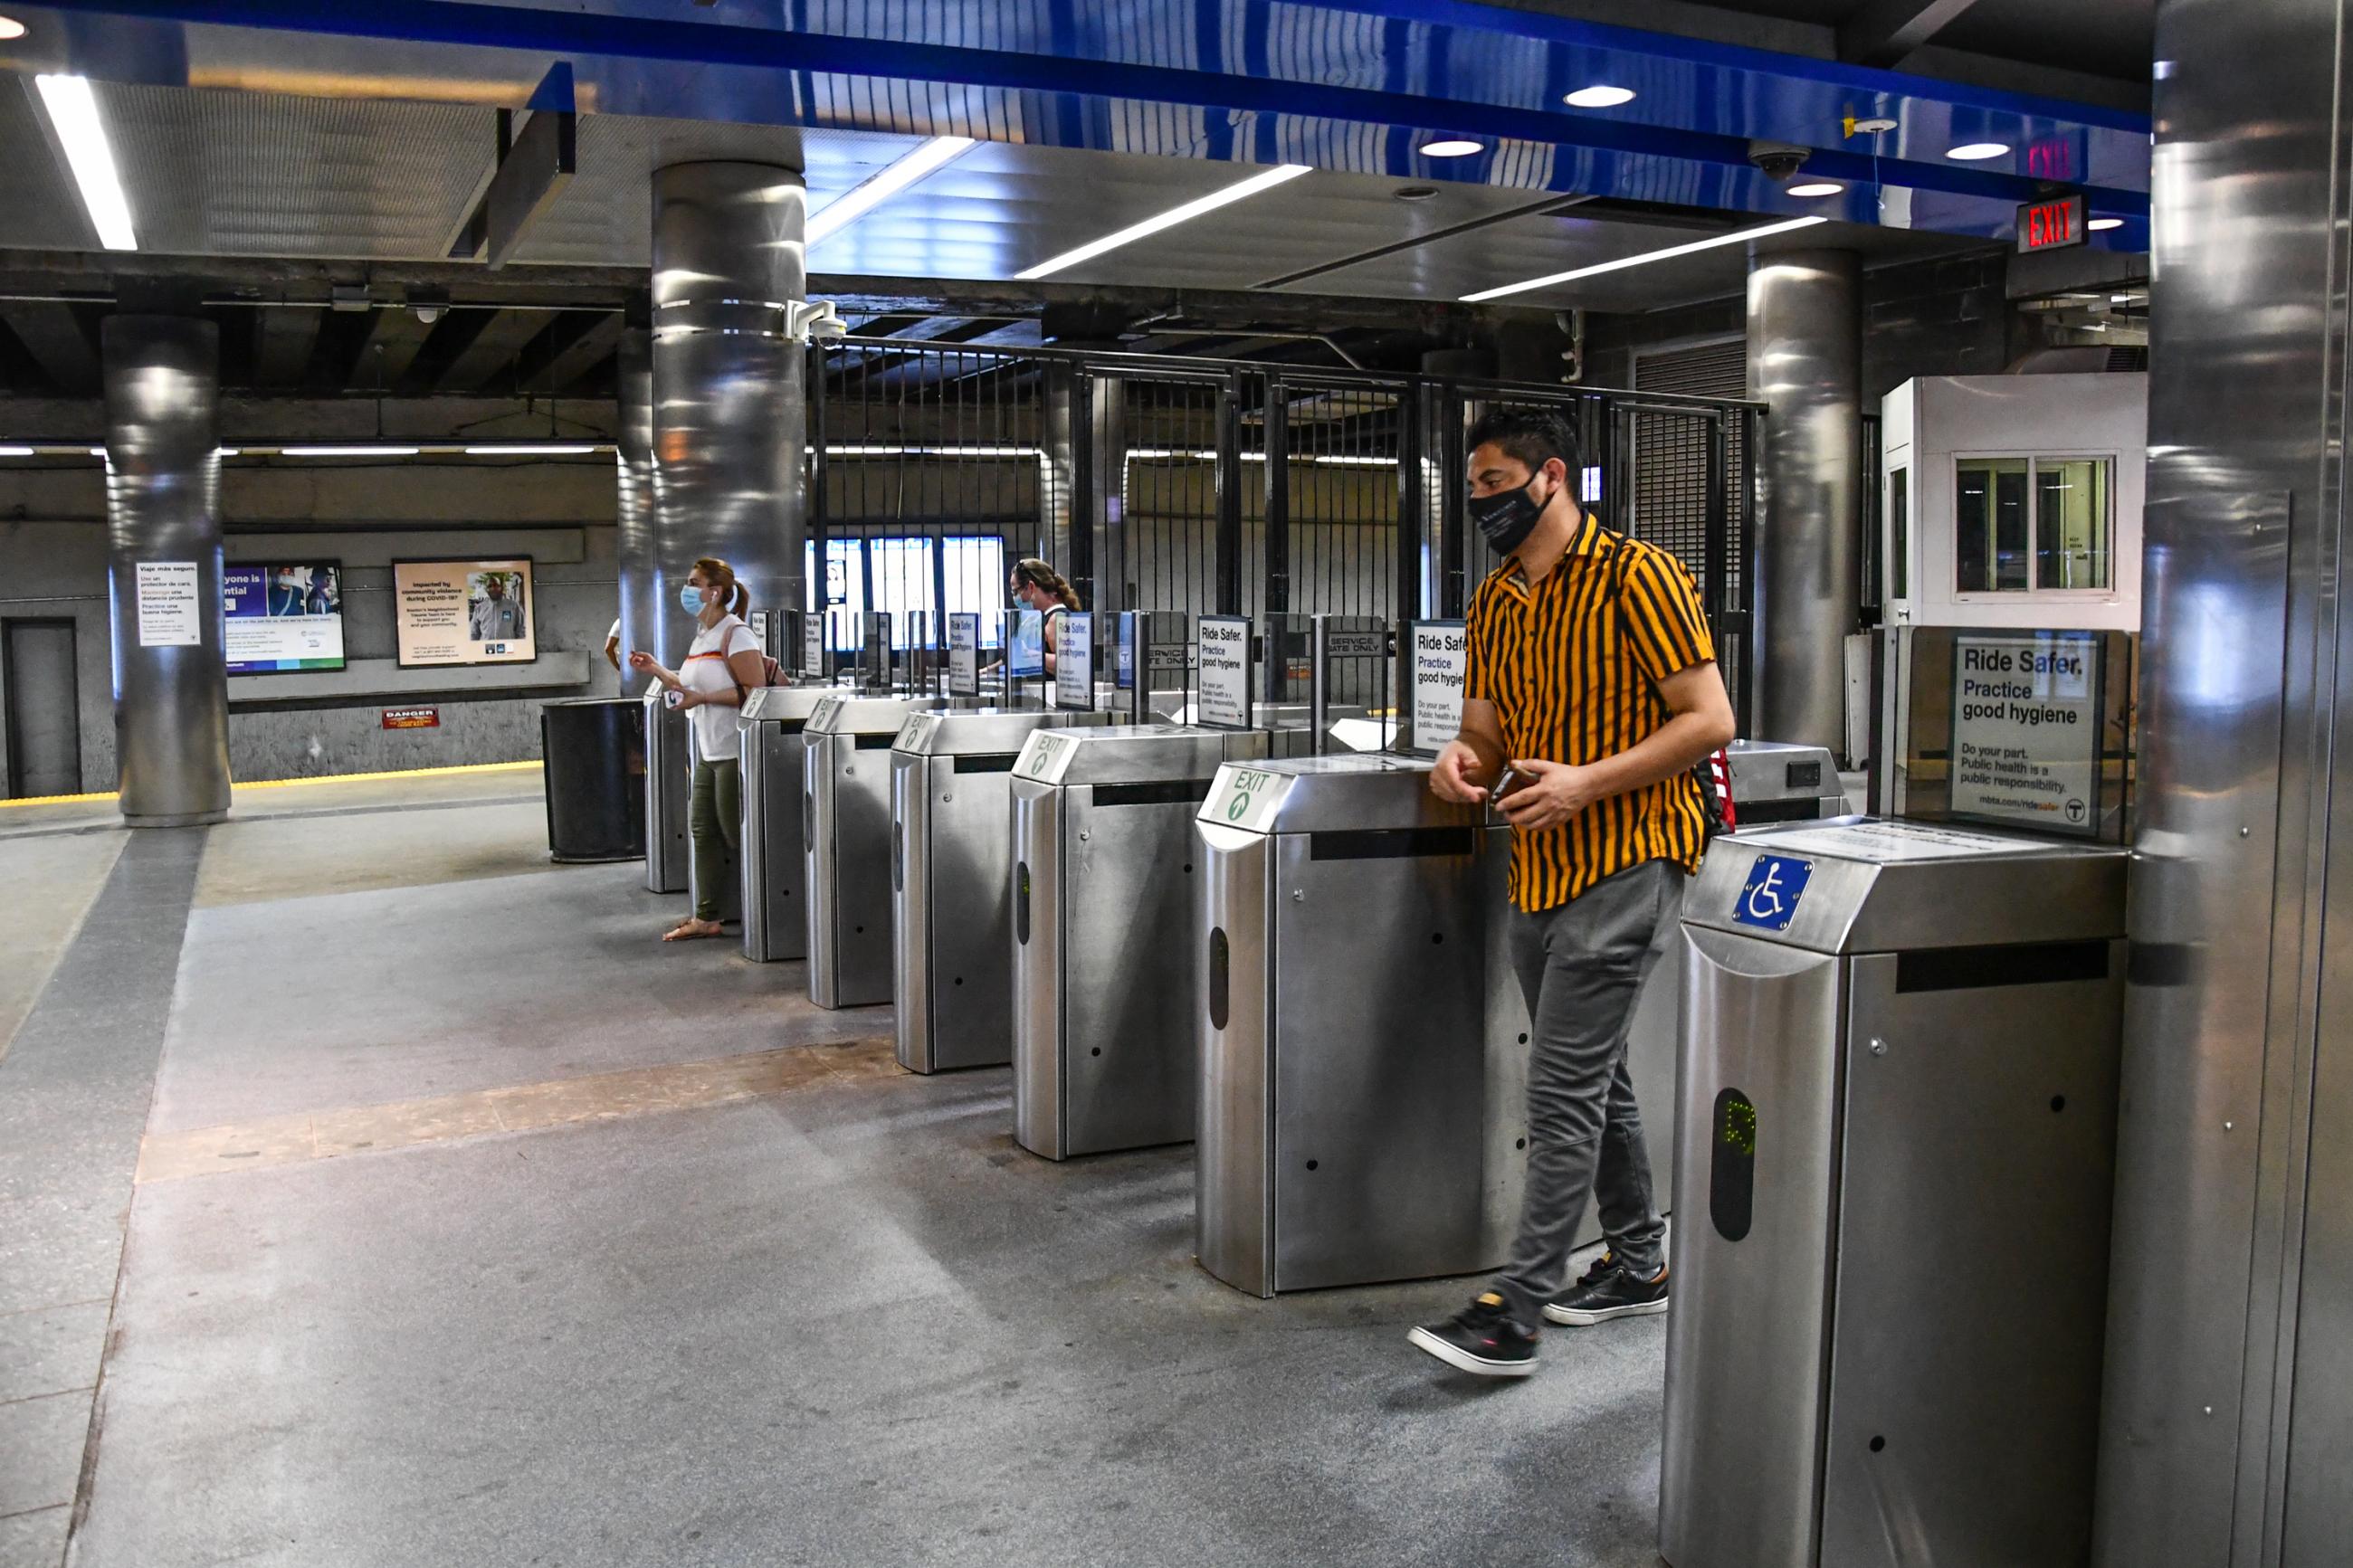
[1,759,543,810]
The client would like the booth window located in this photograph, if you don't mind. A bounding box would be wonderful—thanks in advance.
[1956,456,2111,594]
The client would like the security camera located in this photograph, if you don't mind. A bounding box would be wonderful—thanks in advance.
[1747,139,1812,183]
[786,299,848,345]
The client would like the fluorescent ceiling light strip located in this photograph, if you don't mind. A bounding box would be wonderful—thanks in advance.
[806,136,977,246]
[1017,164,1313,280]
[0,445,33,457]
[826,443,1041,457]
[34,76,136,252]
[1462,215,1830,302]
[280,444,421,457]
[463,444,599,455]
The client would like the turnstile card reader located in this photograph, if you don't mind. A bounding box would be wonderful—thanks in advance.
[1659,818,2125,1568]
[739,685,837,962]
[804,692,947,1009]
[1725,738,1848,824]
[1194,755,1524,1296]
[1009,724,1276,1158]
[891,707,1110,1073]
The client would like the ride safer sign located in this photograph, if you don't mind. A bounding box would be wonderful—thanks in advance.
[1949,632,2104,838]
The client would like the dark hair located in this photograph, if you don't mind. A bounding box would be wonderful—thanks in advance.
[691,556,752,618]
[1012,556,1081,612]
[1465,406,1582,481]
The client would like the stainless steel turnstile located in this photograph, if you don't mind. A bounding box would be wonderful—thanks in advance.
[1008,724,1276,1158]
[642,689,690,894]
[1724,737,1851,825]
[804,692,946,1009]
[891,707,1107,1072]
[1194,755,1524,1296]
[739,685,835,962]
[1660,818,2126,1568]
[1615,737,1847,1245]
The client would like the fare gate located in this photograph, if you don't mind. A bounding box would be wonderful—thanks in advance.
[739,685,839,963]
[1659,819,2126,1568]
[803,692,946,1009]
[642,689,690,894]
[1008,723,1277,1159]
[890,707,1110,1073]
[1193,755,1524,1296]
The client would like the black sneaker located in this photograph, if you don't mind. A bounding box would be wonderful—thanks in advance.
[1407,1291,1538,1377]
[1544,1256,1668,1326]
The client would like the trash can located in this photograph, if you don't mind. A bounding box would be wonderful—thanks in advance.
[1193,753,1523,1296]
[540,696,645,862]
[1659,817,2127,1568]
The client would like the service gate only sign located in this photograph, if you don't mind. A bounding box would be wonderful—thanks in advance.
[1948,632,2105,838]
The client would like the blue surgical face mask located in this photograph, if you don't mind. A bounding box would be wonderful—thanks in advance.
[680,583,709,614]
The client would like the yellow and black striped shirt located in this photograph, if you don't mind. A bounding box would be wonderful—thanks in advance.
[1464,512,1718,913]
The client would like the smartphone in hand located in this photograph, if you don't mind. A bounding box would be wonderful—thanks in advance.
[1488,765,1523,805]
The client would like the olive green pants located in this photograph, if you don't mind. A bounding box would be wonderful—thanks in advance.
[690,755,740,921]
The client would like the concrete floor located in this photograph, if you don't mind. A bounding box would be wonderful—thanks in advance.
[0,765,1670,1568]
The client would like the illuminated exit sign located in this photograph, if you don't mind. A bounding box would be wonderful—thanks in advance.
[2017,193,2087,253]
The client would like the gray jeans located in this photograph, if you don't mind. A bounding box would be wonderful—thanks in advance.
[1494,858,1681,1326]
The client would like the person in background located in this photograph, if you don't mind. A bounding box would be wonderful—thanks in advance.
[605,618,623,672]
[627,557,765,942]
[1407,406,1737,1379]
[1009,558,1081,677]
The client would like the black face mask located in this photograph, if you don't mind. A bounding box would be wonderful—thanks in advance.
[1467,472,1555,556]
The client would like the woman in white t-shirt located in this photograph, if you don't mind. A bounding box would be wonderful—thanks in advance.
[627,556,766,941]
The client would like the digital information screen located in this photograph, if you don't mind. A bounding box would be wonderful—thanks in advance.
[393,557,537,668]
[224,564,346,675]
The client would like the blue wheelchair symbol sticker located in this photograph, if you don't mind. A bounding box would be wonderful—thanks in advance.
[1733,855,1814,933]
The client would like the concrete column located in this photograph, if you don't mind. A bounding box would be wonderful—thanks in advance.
[1745,248,1862,754]
[102,315,230,826]
[648,161,808,666]
[613,327,658,680]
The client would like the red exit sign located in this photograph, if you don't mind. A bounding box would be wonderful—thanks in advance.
[2017,193,2087,253]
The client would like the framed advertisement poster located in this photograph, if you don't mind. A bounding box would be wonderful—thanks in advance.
[393,557,538,669]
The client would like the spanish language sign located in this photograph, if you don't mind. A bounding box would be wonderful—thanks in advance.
[1409,620,1469,756]
[135,560,202,648]
[1196,615,1253,729]
[1948,632,2104,837]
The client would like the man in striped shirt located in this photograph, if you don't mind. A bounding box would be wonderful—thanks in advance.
[1409,407,1738,1379]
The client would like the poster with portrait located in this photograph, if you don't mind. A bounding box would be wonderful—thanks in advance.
[394,557,538,668]
[224,564,346,674]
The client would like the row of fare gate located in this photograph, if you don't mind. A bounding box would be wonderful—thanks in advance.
[618,604,2134,1568]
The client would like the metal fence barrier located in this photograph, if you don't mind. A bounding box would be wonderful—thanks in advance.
[806,338,1764,730]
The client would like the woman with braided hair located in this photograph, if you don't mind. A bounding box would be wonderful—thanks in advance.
[1009,557,1081,677]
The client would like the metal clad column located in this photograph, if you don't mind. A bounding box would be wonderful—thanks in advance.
[649,161,807,663]
[614,326,658,676]
[1746,249,1861,754]
[103,316,230,826]
[2097,0,2352,1563]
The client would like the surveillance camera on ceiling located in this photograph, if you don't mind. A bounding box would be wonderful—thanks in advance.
[1747,139,1812,183]
[788,299,848,345]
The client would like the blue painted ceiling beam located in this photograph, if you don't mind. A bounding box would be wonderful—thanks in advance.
[14,0,2150,243]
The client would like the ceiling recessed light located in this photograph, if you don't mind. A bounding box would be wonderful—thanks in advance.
[1786,182,1845,198]
[0,16,26,40]
[1564,86,1635,109]
[1852,116,1899,135]
[1946,142,2011,161]
[1418,139,1484,158]
[2088,217,2125,232]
